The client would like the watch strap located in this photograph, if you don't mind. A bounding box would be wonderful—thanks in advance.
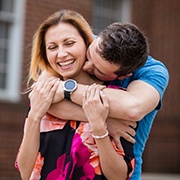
[64,91,71,101]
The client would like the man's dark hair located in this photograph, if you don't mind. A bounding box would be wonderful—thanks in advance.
[97,22,149,76]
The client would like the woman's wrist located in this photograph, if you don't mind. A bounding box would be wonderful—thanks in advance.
[91,122,108,139]
[28,111,42,122]
[92,129,109,139]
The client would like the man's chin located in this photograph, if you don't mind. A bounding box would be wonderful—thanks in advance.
[90,74,101,81]
[95,76,113,82]
[89,73,114,81]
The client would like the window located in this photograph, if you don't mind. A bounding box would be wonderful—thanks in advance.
[91,0,132,34]
[0,0,25,102]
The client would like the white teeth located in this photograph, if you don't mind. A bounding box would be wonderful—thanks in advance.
[59,60,74,66]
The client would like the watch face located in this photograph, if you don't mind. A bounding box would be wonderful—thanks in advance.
[64,80,77,92]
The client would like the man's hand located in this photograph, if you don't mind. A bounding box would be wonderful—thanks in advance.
[107,118,137,149]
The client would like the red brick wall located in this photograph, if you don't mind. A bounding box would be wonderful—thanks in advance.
[0,1,93,179]
[132,0,180,174]
[0,0,179,179]
[0,103,27,179]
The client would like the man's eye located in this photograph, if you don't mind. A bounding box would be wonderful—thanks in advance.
[97,69,107,76]
[86,53,89,60]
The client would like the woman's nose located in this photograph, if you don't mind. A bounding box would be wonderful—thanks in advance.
[57,47,68,58]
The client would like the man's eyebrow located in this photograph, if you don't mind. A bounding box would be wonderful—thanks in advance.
[89,46,107,76]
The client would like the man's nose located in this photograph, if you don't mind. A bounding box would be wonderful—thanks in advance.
[83,60,93,72]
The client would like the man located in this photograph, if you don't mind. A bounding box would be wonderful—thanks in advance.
[42,22,169,179]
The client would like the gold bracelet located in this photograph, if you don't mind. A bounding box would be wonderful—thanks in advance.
[92,130,109,139]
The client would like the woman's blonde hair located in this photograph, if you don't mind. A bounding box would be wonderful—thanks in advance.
[29,9,93,84]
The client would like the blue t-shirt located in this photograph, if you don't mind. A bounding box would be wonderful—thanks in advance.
[110,55,169,180]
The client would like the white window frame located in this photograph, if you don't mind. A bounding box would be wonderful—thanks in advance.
[0,0,25,103]
[92,0,132,34]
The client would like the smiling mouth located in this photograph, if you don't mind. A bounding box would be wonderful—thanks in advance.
[58,60,75,67]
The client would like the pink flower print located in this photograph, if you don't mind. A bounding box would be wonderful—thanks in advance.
[107,84,126,91]
[30,152,44,180]
[46,133,95,180]
[46,154,67,180]
[76,122,101,175]
[40,113,67,132]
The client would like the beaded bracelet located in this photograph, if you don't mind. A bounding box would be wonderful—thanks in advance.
[92,130,109,139]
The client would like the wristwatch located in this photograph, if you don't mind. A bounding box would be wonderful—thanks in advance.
[63,79,77,101]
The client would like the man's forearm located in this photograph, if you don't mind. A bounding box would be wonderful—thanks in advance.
[49,84,134,121]
[49,80,159,122]
[48,94,137,145]
[71,81,159,121]
[48,100,87,121]
[41,71,159,122]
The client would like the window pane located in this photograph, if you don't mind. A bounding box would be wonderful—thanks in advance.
[0,47,7,89]
[0,21,9,39]
[0,0,23,101]
[0,0,14,12]
[0,47,7,64]
[92,0,131,34]
[0,0,11,91]
[0,71,6,88]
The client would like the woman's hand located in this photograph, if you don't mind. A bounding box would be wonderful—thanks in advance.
[82,84,109,134]
[37,70,53,81]
[29,77,60,121]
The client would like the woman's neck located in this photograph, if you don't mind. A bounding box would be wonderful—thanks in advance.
[64,70,103,85]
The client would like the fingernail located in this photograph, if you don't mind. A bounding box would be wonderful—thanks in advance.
[100,91,104,94]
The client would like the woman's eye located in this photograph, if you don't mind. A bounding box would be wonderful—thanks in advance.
[66,41,75,46]
[48,46,57,50]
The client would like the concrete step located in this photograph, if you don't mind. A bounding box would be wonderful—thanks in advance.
[142,173,180,180]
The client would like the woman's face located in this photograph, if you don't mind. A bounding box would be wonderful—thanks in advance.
[45,22,87,79]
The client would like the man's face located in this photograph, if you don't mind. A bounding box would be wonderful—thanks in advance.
[83,37,119,81]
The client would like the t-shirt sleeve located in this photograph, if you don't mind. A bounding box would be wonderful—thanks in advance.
[133,57,169,110]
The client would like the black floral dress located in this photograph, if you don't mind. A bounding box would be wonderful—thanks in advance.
[15,85,135,180]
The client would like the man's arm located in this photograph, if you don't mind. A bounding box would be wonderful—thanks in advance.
[70,80,160,121]
[49,101,137,147]
[49,100,87,121]
[49,80,159,122]
[48,79,158,147]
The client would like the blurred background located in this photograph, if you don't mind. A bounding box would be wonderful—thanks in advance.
[0,0,179,179]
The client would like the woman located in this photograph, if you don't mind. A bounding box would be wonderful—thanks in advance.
[15,9,134,180]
